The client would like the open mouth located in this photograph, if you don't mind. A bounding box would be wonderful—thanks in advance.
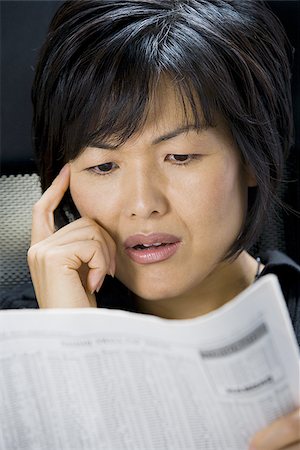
[124,234,181,264]
[133,243,168,250]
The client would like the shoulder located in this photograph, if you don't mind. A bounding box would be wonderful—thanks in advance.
[259,250,300,294]
[260,250,300,277]
[258,250,300,346]
[0,283,38,309]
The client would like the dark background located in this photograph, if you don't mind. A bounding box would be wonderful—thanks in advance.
[1,0,299,261]
[1,0,62,173]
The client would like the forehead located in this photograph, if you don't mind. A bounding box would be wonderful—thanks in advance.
[76,75,238,157]
[76,74,219,157]
[108,78,207,147]
[121,80,237,150]
[146,78,199,127]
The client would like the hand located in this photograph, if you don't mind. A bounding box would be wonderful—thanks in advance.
[248,408,300,450]
[27,164,116,308]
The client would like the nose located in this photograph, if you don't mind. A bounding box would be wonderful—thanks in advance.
[123,167,169,219]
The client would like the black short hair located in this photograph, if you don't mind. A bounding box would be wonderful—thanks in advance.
[32,0,294,257]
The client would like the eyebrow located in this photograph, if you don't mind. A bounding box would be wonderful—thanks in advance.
[152,125,198,144]
[88,125,198,150]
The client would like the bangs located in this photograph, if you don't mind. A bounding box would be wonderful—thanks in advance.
[65,66,216,159]
[79,72,215,152]
[61,19,218,159]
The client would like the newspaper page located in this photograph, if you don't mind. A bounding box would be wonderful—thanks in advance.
[0,274,299,450]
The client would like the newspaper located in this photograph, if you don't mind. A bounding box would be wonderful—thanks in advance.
[0,274,299,450]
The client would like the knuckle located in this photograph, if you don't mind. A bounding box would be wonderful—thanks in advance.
[93,239,103,250]
[93,240,107,257]
[32,200,43,214]
[84,219,105,239]
[27,243,46,265]
[92,242,109,265]
[27,246,36,264]
[27,243,50,264]
[80,216,95,227]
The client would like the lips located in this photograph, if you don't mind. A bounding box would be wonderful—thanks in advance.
[124,233,181,264]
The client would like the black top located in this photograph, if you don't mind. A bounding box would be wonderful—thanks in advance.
[1,250,299,345]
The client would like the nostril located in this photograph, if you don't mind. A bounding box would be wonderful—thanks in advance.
[125,186,169,218]
[130,209,160,218]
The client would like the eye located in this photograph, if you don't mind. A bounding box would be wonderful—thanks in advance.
[87,162,118,175]
[165,154,200,165]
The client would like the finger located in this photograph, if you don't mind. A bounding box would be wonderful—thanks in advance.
[86,241,112,293]
[77,263,104,301]
[86,291,97,308]
[31,164,70,245]
[96,225,117,276]
[249,408,300,450]
[55,240,111,294]
[40,219,114,276]
[51,217,117,276]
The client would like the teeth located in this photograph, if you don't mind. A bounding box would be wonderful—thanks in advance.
[136,243,163,248]
[134,242,164,250]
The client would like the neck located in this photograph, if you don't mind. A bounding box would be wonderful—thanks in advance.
[135,251,261,319]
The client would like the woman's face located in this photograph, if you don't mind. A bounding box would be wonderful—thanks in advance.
[69,85,254,303]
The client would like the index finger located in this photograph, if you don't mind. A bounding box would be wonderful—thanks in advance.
[31,164,70,245]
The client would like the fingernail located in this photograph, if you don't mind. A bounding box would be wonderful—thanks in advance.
[96,276,105,293]
[109,261,116,278]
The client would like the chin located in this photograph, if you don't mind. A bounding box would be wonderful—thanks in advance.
[129,279,192,302]
[117,265,202,302]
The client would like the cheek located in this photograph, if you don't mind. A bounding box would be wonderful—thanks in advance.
[205,165,248,242]
[69,175,111,220]
[211,168,246,215]
[70,182,93,217]
[70,174,122,233]
[181,158,247,232]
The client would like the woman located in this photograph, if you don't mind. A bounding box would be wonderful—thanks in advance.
[27,0,300,448]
